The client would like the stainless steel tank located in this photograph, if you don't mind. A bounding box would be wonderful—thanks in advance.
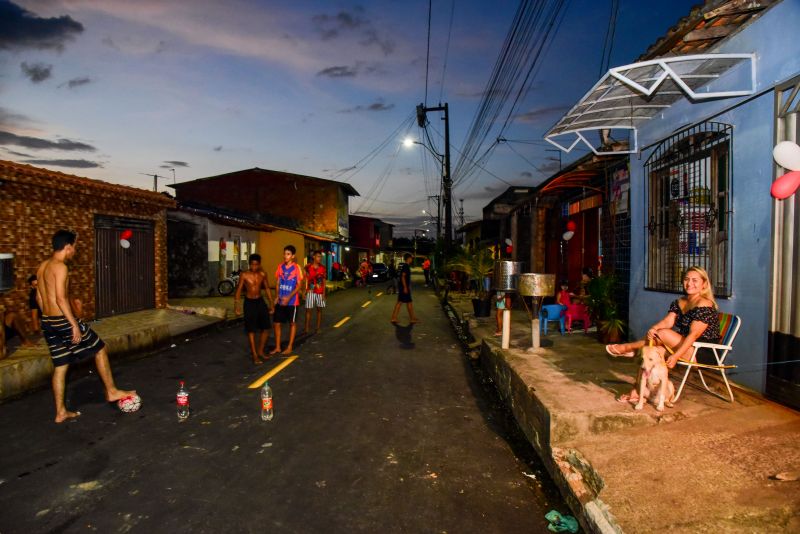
[517,273,556,297]
[493,261,523,291]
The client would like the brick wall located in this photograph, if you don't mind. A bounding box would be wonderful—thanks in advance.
[0,162,174,320]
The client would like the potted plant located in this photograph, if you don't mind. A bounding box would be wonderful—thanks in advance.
[447,248,494,317]
[586,274,627,343]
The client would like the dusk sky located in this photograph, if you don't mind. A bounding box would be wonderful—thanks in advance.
[0,0,698,234]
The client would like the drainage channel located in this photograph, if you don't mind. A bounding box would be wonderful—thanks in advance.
[442,299,575,529]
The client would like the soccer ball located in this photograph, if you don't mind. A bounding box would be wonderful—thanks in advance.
[117,394,142,413]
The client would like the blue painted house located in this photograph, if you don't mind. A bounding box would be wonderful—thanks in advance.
[546,0,800,408]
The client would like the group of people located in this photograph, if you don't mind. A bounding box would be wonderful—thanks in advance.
[234,245,328,365]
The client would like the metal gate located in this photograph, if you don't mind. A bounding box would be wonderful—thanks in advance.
[769,76,800,410]
[95,216,155,318]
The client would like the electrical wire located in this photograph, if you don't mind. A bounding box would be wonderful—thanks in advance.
[438,0,455,103]
[424,0,432,105]
[334,112,415,183]
[599,0,620,76]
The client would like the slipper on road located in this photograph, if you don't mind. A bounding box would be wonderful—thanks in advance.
[606,344,634,357]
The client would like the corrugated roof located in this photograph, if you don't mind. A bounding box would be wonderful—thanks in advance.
[0,160,175,207]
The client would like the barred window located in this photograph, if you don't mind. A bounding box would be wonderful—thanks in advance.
[644,122,732,296]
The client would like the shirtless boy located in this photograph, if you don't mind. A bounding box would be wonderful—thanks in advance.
[272,245,304,354]
[36,230,135,423]
[234,253,274,364]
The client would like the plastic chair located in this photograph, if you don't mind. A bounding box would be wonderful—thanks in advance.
[539,304,566,335]
[673,313,741,403]
[565,304,591,333]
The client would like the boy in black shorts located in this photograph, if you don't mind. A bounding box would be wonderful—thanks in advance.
[390,253,418,324]
[234,254,274,364]
[272,245,304,355]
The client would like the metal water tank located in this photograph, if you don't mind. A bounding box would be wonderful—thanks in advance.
[517,273,556,297]
[493,261,523,291]
[0,253,14,292]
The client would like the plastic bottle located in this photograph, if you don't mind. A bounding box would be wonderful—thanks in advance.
[260,381,274,421]
[177,381,190,421]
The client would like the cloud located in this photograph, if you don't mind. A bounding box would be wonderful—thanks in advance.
[162,160,189,167]
[520,171,533,178]
[101,35,167,55]
[0,1,84,51]
[515,105,570,124]
[0,106,34,130]
[339,99,395,113]
[213,145,223,152]
[2,147,33,157]
[20,61,53,83]
[59,76,92,89]
[317,65,357,78]
[460,184,509,201]
[23,158,102,168]
[312,7,393,55]
[0,130,95,151]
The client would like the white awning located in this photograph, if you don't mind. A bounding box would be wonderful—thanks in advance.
[545,54,756,155]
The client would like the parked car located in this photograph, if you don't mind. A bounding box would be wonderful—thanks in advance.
[369,262,389,283]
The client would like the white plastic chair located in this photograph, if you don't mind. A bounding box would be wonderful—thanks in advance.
[673,313,741,403]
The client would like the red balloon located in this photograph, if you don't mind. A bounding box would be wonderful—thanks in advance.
[566,221,577,232]
[771,171,800,200]
[120,229,133,240]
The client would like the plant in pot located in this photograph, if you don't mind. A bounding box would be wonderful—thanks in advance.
[447,248,494,317]
[586,274,627,343]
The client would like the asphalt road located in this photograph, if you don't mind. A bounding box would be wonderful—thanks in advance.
[0,275,565,533]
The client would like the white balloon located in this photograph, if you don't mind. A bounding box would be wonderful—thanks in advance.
[773,141,800,171]
[120,239,131,249]
[562,231,575,241]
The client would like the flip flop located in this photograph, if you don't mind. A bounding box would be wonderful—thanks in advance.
[606,345,635,357]
[616,394,638,404]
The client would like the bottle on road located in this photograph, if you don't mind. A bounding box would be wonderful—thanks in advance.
[261,381,274,421]
[177,381,190,421]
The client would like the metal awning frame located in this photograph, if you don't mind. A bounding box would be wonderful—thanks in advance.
[545,53,757,155]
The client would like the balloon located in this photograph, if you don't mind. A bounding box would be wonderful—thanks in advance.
[120,239,131,249]
[773,141,800,171]
[120,229,133,240]
[771,171,800,200]
[562,231,575,241]
[504,238,513,245]
[566,221,577,232]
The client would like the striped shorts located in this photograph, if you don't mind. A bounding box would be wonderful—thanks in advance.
[41,316,105,367]
[305,292,326,309]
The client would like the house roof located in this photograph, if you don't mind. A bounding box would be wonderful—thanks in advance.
[0,160,175,207]
[483,186,535,211]
[170,167,360,197]
[175,201,337,242]
[349,213,393,227]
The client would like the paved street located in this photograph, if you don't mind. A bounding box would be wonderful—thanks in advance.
[0,276,564,533]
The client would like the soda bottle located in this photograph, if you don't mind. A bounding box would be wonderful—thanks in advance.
[260,381,274,421]
[177,381,190,421]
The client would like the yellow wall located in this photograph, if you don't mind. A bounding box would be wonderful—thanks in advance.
[258,230,306,275]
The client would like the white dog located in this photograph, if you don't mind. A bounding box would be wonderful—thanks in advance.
[635,345,675,412]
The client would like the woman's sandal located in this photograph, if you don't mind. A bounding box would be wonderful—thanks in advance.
[605,344,635,357]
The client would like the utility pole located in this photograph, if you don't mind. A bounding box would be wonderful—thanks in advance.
[417,102,452,251]
[458,199,465,228]
[427,195,441,239]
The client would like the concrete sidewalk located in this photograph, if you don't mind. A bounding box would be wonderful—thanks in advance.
[446,293,800,533]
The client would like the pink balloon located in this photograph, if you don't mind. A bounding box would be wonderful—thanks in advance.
[771,171,800,200]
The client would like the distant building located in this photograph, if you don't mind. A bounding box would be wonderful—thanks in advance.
[346,214,393,272]
[167,168,358,296]
[0,160,174,320]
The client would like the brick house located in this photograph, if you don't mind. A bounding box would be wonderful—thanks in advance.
[167,168,358,296]
[0,160,175,322]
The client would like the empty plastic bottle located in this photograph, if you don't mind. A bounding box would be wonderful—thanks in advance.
[260,381,274,421]
[177,381,190,421]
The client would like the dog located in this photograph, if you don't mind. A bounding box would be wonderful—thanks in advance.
[635,345,675,412]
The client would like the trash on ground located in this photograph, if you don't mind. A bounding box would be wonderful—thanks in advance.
[772,471,799,481]
[545,510,579,533]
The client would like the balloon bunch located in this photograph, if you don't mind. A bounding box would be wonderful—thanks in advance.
[772,141,800,200]
[562,220,576,241]
[120,229,133,249]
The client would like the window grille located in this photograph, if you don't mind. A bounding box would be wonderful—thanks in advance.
[644,122,733,296]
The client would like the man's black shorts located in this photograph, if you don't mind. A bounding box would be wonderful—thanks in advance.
[243,298,271,332]
[273,304,298,324]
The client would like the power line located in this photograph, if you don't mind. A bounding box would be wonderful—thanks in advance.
[599,0,619,76]
[424,0,432,105]
[438,0,456,103]
[333,112,414,183]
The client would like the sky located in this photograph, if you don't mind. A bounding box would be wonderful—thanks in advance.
[0,0,699,235]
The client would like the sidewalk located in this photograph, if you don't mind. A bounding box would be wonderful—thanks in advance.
[445,293,800,533]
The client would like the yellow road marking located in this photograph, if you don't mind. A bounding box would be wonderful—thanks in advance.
[376,292,383,297]
[361,300,372,308]
[333,316,351,328]
[247,355,298,389]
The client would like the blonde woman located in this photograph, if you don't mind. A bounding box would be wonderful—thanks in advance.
[607,267,720,403]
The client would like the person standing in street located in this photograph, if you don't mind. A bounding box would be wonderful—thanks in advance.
[36,229,135,423]
[234,253,274,365]
[272,245,304,354]
[422,257,431,286]
[28,274,41,334]
[304,250,327,335]
[390,253,418,324]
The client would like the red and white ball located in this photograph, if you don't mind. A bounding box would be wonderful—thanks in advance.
[117,394,142,413]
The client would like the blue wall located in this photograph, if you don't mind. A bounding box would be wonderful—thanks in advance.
[628,1,800,393]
